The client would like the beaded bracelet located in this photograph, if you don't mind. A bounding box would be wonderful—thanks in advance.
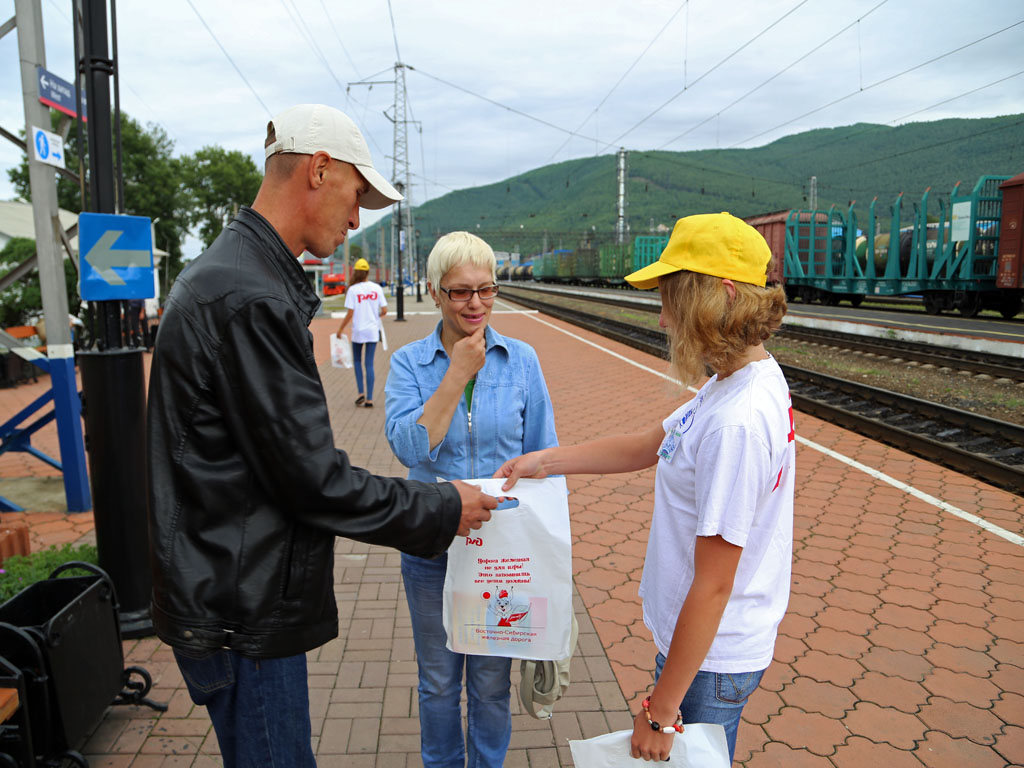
[641,696,684,734]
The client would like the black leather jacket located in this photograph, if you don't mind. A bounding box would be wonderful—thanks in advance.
[147,207,461,657]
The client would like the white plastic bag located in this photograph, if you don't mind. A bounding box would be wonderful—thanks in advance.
[330,332,353,369]
[379,323,388,351]
[442,476,572,661]
[568,724,730,767]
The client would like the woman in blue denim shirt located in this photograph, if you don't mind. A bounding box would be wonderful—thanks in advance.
[385,231,558,768]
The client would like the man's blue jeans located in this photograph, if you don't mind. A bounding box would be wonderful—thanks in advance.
[173,647,316,768]
[352,341,377,400]
[402,552,512,768]
[654,652,765,763]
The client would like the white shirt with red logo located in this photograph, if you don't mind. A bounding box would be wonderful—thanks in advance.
[345,281,387,343]
[639,355,795,673]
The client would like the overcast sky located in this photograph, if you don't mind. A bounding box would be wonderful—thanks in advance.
[2,0,1022,257]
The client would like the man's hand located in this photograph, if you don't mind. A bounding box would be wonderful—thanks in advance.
[494,450,548,491]
[451,479,498,536]
[449,325,486,382]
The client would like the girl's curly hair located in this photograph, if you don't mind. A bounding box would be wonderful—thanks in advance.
[659,270,787,386]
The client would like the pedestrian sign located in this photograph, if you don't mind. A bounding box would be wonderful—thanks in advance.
[79,213,155,300]
[32,125,65,169]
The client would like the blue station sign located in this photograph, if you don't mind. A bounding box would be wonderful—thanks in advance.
[37,66,87,121]
[79,213,154,300]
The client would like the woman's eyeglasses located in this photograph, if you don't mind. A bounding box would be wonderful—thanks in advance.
[439,284,499,302]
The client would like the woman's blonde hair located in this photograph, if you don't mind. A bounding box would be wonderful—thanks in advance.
[426,231,496,289]
[659,271,787,386]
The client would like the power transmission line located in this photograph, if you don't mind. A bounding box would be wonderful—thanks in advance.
[547,0,690,163]
[386,0,403,62]
[818,117,1024,175]
[183,0,271,116]
[888,69,1024,125]
[410,67,600,142]
[731,18,1024,147]
[317,0,362,78]
[659,0,890,150]
[278,0,349,97]
[603,0,811,150]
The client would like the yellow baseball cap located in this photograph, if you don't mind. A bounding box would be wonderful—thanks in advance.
[625,212,771,290]
[353,258,370,271]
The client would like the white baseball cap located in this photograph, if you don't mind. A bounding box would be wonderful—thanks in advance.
[264,104,402,210]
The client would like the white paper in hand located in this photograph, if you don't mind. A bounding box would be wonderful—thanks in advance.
[568,724,729,767]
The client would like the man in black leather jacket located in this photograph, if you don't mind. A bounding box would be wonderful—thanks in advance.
[147,104,497,766]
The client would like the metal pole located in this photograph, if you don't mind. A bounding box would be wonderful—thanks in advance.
[14,0,91,512]
[76,0,152,637]
[395,182,405,321]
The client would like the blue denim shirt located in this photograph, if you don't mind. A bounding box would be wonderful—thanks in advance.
[385,323,558,482]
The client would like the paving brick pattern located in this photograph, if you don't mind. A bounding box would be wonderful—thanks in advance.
[1,301,1022,766]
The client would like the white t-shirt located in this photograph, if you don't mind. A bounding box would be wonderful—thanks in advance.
[345,281,387,343]
[638,355,795,673]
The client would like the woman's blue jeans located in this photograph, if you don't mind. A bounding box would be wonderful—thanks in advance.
[402,552,512,768]
[654,652,765,763]
[352,341,377,400]
[173,647,315,768]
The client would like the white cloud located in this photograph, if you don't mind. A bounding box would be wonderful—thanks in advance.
[2,0,1022,258]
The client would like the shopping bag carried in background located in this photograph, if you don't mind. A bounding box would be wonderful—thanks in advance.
[379,323,388,351]
[443,476,572,661]
[568,725,730,767]
[330,333,353,368]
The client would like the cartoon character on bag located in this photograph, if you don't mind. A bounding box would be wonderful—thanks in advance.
[484,585,530,626]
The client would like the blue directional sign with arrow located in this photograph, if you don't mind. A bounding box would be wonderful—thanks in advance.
[79,213,155,300]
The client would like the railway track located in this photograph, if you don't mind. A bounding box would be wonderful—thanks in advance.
[500,286,1024,496]
[500,283,1024,382]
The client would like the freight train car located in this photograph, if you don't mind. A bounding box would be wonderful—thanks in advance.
[745,173,1024,318]
[525,172,1023,318]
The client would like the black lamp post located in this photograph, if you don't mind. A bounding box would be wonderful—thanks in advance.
[415,228,423,302]
[395,182,405,321]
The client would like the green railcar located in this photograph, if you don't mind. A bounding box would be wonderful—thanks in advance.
[599,243,634,282]
[531,252,555,280]
[633,235,670,272]
[575,246,599,280]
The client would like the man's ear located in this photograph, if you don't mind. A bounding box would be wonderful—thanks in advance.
[308,151,332,189]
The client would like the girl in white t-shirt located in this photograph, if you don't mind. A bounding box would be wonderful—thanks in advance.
[497,213,794,764]
[336,259,388,407]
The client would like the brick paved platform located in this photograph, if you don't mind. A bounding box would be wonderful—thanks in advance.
[1,297,1022,767]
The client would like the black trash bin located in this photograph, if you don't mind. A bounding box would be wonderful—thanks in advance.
[0,654,35,767]
[0,562,164,767]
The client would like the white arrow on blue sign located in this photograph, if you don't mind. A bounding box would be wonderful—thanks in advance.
[79,213,155,300]
[37,65,87,120]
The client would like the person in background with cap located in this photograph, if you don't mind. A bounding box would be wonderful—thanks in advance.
[148,104,498,767]
[336,257,387,406]
[497,212,794,764]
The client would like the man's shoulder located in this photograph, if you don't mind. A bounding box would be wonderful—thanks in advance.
[182,229,280,301]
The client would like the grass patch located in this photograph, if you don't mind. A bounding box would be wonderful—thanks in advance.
[0,542,99,603]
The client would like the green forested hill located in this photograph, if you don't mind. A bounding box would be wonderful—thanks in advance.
[353,114,1024,261]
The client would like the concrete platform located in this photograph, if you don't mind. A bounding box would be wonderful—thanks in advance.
[1,296,1022,767]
